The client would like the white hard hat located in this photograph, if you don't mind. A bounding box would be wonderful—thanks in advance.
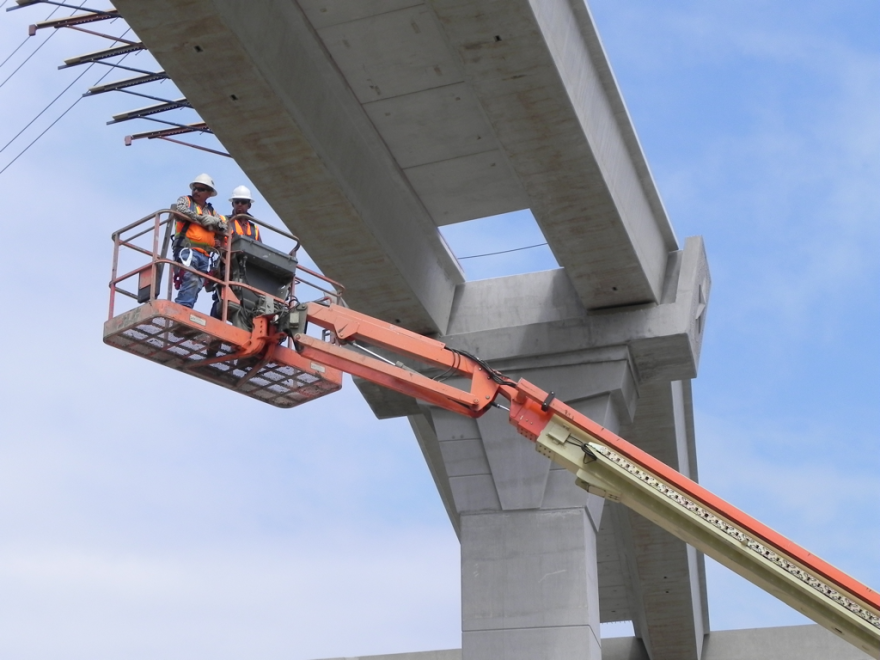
[229,185,254,203]
[189,173,217,197]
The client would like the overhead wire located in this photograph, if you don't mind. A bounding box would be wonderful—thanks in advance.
[0,33,56,88]
[0,2,63,70]
[0,59,95,153]
[0,43,131,176]
[0,36,30,69]
[0,0,86,87]
[458,242,549,260]
[0,23,132,156]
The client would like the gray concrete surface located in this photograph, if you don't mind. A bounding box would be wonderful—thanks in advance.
[420,369,628,660]
[317,651,461,660]
[317,652,460,660]
[462,509,602,660]
[109,2,726,659]
[314,624,875,660]
[613,379,709,658]
[700,625,876,660]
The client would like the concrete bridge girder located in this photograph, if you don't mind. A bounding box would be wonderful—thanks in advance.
[430,0,678,307]
[113,0,680,328]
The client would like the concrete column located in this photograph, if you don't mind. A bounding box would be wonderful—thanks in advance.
[461,508,601,660]
[425,358,635,660]
[615,380,709,660]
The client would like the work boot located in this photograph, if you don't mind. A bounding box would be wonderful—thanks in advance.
[205,339,222,358]
[236,355,261,372]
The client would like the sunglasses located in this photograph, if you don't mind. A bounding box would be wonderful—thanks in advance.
[192,186,211,193]
[232,199,251,205]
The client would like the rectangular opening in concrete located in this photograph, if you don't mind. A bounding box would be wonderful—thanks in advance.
[601,620,635,638]
[439,209,557,281]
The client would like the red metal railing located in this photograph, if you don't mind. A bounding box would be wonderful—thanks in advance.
[108,208,345,321]
[104,209,346,408]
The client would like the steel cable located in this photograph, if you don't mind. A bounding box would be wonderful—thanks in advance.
[0,2,64,70]
[0,0,86,86]
[0,25,131,155]
[0,62,94,153]
[0,37,30,70]
[0,49,130,176]
[0,31,57,88]
[458,242,549,260]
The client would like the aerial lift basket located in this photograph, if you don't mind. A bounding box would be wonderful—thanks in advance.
[104,300,342,408]
[104,209,344,408]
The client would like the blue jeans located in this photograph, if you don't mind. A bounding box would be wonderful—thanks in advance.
[175,248,211,308]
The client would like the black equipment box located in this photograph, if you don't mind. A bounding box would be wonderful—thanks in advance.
[228,234,297,314]
[231,234,298,277]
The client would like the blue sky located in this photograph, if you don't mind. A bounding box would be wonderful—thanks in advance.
[0,1,877,658]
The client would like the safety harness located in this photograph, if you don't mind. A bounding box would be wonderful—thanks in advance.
[172,196,220,289]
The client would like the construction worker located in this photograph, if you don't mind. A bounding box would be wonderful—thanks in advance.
[209,185,264,329]
[173,173,228,308]
[227,185,261,242]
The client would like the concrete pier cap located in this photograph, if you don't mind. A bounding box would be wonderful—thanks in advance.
[356,235,711,420]
[357,235,711,660]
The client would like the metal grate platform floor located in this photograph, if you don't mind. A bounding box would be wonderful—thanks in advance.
[104,301,342,408]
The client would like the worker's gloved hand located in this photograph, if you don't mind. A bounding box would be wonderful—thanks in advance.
[200,215,228,234]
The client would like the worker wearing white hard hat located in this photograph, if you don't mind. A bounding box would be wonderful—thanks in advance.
[227,185,261,243]
[228,184,252,202]
[207,184,264,333]
[190,172,218,197]
[172,173,228,309]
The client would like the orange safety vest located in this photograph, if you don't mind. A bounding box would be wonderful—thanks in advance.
[232,217,260,241]
[176,196,220,254]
